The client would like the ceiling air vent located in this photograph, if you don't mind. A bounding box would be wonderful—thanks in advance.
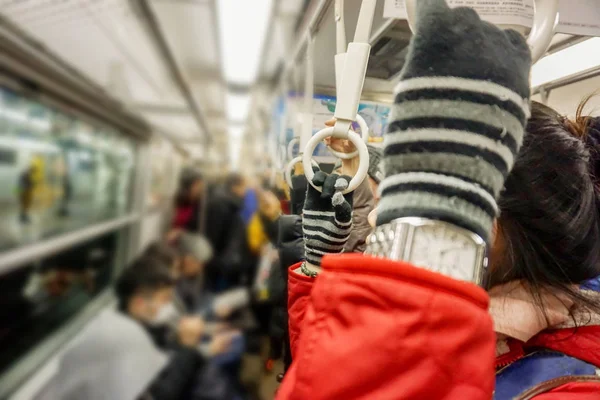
[367,19,412,81]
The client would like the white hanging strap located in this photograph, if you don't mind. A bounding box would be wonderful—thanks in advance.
[277,77,289,167]
[302,0,375,194]
[300,34,315,149]
[334,0,347,92]
[332,0,377,138]
[285,34,317,189]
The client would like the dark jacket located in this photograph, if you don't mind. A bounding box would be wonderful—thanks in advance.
[176,277,203,312]
[142,325,203,400]
[274,215,304,370]
[144,325,239,400]
[203,188,253,291]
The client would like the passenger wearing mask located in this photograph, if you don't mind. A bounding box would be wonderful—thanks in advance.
[279,1,600,398]
[203,173,252,292]
[115,259,235,400]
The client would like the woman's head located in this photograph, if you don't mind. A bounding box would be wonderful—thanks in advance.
[176,169,203,206]
[489,99,600,314]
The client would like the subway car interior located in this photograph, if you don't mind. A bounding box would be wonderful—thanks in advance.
[0,0,600,399]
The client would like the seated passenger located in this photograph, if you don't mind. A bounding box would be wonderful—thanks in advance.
[115,259,236,400]
[175,233,212,312]
[145,241,182,279]
[279,1,600,398]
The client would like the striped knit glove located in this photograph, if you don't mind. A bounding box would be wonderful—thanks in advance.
[378,0,532,241]
[302,171,353,268]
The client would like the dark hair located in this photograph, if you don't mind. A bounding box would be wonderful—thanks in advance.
[491,99,600,320]
[145,242,179,267]
[176,168,203,207]
[225,173,244,192]
[115,257,174,311]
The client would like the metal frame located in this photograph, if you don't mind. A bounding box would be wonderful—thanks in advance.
[532,65,600,95]
[0,214,140,276]
[0,15,151,140]
[134,0,211,144]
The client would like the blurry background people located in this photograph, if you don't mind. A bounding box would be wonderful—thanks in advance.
[203,173,253,292]
[35,307,169,400]
[241,177,259,226]
[57,169,71,217]
[18,164,35,223]
[145,241,182,279]
[175,232,212,312]
[115,258,240,400]
[173,168,205,232]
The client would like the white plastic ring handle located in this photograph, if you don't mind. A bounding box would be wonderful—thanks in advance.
[326,114,369,160]
[404,0,558,63]
[287,137,300,160]
[285,156,319,189]
[303,127,369,194]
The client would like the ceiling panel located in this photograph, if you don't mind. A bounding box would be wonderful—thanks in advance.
[150,0,219,76]
[0,0,184,106]
[144,113,199,141]
[280,0,306,15]
[191,80,224,115]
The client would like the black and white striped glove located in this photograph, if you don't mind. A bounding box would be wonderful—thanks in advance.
[302,171,353,268]
[377,0,532,242]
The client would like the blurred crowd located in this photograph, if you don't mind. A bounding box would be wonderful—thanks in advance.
[33,147,384,400]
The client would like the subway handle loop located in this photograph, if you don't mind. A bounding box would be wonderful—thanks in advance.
[404,0,559,63]
[326,114,369,159]
[303,127,369,194]
[285,155,319,189]
[287,137,300,160]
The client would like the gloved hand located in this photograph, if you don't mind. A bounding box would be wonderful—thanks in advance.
[377,0,532,241]
[302,171,353,271]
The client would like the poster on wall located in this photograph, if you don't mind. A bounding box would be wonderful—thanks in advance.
[383,0,600,37]
[278,94,391,163]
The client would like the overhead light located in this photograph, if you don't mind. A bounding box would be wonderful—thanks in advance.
[217,0,274,85]
[227,125,244,170]
[228,125,244,140]
[228,139,243,170]
[226,92,251,123]
[531,38,600,89]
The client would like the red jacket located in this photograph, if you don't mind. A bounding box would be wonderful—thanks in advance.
[280,254,600,399]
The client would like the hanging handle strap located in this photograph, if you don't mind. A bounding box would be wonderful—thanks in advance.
[300,34,315,149]
[332,0,377,138]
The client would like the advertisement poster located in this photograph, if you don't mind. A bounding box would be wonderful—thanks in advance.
[276,93,391,163]
[384,0,600,37]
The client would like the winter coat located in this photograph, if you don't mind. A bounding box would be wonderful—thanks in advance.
[280,255,600,399]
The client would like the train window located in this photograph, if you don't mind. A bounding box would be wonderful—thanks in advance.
[147,139,181,208]
[0,230,123,377]
[0,147,17,165]
[0,86,136,251]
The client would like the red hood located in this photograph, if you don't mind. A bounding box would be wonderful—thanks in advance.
[527,325,600,367]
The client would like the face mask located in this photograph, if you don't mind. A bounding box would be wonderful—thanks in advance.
[149,301,180,326]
